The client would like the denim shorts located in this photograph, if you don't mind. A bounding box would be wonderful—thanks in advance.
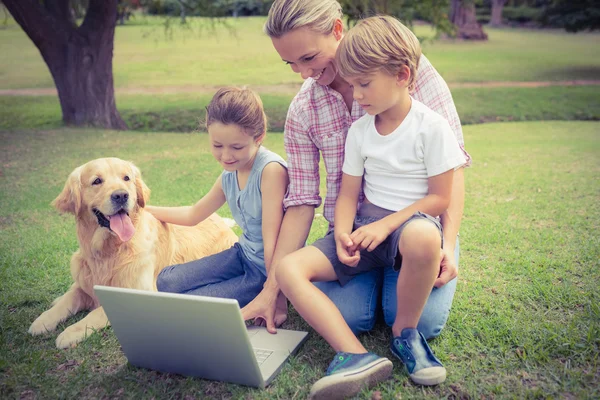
[312,202,443,286]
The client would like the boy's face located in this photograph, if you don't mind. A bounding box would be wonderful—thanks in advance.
[271,23,343,87]
[346,69,408,118]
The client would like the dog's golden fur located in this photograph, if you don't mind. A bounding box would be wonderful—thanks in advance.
[29,157,238,348]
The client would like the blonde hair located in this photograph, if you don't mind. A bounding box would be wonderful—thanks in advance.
[205,87,267,139]
[264,0,343,38]
[336,15,422,92]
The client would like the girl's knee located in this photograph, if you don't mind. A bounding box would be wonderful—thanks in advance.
[275,255,303,289]
[156,265,177,292]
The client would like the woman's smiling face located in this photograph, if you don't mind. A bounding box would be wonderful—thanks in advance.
[271,21,343,87]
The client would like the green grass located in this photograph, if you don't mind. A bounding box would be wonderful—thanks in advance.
[1,85,598,133]
[1,16,599,90]
[1,121,599,399]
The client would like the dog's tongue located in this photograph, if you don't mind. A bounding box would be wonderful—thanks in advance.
[109,211,135,242]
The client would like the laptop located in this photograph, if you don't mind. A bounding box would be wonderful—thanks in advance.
[94,285,308,388]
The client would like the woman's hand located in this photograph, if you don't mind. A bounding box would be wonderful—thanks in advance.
[434,247,458,288]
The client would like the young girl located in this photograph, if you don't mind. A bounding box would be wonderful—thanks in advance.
[146,87,288,308]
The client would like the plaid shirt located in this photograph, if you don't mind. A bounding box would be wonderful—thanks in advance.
[283,55,472,229]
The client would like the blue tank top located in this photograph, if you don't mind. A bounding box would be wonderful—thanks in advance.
[221,147,287,276]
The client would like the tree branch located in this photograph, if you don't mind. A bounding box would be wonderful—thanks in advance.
[2,0,71,50]
[45,0,75,28]
[80,0,118,38]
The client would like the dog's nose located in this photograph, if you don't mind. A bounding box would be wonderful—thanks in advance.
[111,190,129,205]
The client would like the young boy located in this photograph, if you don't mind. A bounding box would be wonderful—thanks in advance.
[274,15,467,399]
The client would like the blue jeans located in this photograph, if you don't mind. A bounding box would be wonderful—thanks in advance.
[315,238,460,339]
[156,243,266,308]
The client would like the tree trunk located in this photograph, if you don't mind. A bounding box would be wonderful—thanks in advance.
[3,0,127,130]
[490,0,507,27]
[176,0,187,24]
[450,0,488,40]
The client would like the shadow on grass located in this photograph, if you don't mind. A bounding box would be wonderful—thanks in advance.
[537,66,600,81]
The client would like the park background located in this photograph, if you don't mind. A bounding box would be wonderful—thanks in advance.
[1,0,599,399]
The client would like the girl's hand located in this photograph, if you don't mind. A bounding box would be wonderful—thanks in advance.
[350,219,391,252]
[336,233,360,267]
[241,286,286,334]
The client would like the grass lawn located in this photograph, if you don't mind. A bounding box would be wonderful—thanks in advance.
[1,121,599,399]
[1,85,598,133]
[1,16,599,90]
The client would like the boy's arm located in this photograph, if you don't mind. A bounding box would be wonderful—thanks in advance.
[334,173,363,266]
[351,169,454,251]
[146,176,226,226]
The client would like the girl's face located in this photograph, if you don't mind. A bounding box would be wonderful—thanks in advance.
[208,122,262,173]
[271,20,343,87]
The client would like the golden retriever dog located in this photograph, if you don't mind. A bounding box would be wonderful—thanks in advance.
[29,157,238,348]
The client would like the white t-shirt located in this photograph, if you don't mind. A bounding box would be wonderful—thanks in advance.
[343,99,466,212]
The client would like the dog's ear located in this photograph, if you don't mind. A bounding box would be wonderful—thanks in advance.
[130,162,150,208]
[52,166,82,215]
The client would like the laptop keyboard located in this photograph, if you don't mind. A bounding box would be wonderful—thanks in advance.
[254,348,273,365]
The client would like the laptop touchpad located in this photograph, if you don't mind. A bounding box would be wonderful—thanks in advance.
[246,327,260,338]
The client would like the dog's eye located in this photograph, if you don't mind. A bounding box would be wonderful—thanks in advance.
[124,176,130,182]
[92,178,102,185]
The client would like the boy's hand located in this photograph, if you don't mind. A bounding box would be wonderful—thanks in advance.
[336,233,360,267]
[350,219,391,252]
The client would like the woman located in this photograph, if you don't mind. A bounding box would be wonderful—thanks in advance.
[241,0,471,340]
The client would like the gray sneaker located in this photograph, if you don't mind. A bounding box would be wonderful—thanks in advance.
[390,328,446,385]
[309,352,393,400]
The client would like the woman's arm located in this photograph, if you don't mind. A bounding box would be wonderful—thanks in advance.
[146,176,226,226]
[434,166,465,287]
[440,167,464,256]
[260,162,289,274]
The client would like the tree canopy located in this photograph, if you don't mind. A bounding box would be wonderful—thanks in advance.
[542,0,600,33]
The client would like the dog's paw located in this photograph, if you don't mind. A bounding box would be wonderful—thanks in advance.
[29,311,59,335]
[55,326,86,349]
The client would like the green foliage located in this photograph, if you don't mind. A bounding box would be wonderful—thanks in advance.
[476,0,600,31]
[145,0,273,17]
[341,0,455,38]
[477,4,544,25]
[541,0,600,32]
[503,5,543,24]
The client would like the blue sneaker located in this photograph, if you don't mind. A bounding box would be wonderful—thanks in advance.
[309,352,393,400]
[390,328,446,385]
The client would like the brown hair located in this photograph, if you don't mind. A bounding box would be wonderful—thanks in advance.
[205,87,268,139]
[336,15,421,92]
